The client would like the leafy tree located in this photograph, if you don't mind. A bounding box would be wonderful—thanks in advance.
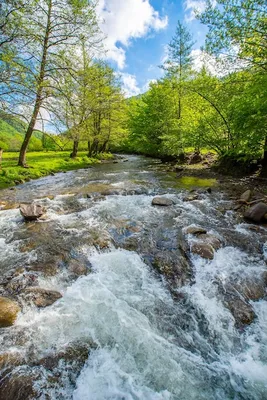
[199,0,267,71]
[0,0,101,166]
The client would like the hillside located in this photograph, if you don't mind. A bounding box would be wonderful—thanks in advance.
[0,113,43,151]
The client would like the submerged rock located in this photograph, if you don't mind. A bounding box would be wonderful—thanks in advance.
[197,233,222,250]
[21,287,62,307]
[0,297,21,327]
[191,242,214,260]
[37,340,95,371]
[184,226,207,235]
[244,202,267,222]
[225,298,256,327]
[0,371,38,400]
[152,197,173,206]
[183,194,199,202]
[68,259,88,276]
[0,352,25,370]
[226,273,267,302]
[6,273,38,295]
[19,203,45,221]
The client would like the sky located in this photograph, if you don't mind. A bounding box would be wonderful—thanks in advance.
[96,0,209,97]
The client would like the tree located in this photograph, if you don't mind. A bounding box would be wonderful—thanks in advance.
[161,21,194,119]
[1,0,101,166]
[199,0,267,71]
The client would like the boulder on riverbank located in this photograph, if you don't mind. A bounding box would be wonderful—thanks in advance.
[19,203,45,221]
[244,202,267,223]
[239,189,252,203]
[152,197,174,206]
[0,297,21,327]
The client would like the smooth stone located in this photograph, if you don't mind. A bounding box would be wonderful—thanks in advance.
[244,202,267,222]
[0,297,21,327]
[19,203,45,221]
[152,197,173,206]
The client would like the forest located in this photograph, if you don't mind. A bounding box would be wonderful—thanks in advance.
[0,0,266,176]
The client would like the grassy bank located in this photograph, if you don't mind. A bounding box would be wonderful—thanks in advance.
[0,151,113,189]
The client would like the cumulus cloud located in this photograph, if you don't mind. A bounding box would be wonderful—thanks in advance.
[119,73,141,97]
[97,0,168,69]
[184,0,216,22]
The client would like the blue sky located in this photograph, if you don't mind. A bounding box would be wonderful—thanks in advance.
[96,0,209,96]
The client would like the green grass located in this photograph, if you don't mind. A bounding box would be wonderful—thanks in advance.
[0,151,106,189]
[184,147,217,155]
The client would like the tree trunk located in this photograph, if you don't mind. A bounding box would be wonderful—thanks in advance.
[87,141,92,157]
[18,0,52,167]
[0,148,3,169]
[261,135,267,176]
[70,140,79,158]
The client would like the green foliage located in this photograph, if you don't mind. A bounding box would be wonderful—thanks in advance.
[126,67,267,164]
[199,0,267,71]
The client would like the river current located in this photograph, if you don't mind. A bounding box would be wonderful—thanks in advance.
[0,155,266,399]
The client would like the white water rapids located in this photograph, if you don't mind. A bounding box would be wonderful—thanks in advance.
[0,156,267,399]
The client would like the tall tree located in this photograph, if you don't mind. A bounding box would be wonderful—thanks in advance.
[4,0,101,166]
[161,21,194,119]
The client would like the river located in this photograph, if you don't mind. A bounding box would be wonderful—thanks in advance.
[0,155,266,399]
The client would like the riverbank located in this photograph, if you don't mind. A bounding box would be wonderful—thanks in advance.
[0,151,114,189]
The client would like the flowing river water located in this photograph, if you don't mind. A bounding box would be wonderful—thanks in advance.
[0,155,267,399]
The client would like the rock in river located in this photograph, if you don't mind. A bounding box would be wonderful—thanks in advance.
[191,242,214,260]
[152,197,173,206]
[244,202,267,223]
[19,203,45,221]
[68,259,88,276]
[184,226,207,235]
[21,287,62,307]
[197,233,222,250]
[0,297,21,327]
[225,298,256,327]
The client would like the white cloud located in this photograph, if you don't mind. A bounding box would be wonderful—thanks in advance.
[119,73,141,97]
[119,73,158,98]
[184,0,216,22]
[191,48,248,76]
[142,79,157,92]
[97,0,168,69]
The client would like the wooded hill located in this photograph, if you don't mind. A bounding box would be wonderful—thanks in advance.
[0,112,44,151]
